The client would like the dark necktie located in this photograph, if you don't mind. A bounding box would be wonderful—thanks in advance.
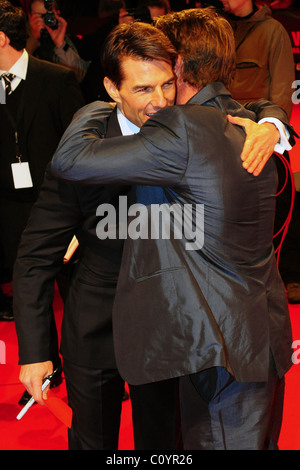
[1,73,16,96]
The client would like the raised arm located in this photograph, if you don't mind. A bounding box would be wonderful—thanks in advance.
[51,104,188,186]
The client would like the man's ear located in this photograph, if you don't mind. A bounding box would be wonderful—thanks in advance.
[103,77,121,104]
[174,55,183,78]
[0,31,9,48]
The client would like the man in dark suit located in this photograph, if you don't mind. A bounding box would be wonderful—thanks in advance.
[0,0,84,322]
[51,10,295,449]
[0,0,84,409]
[13,20,179,450]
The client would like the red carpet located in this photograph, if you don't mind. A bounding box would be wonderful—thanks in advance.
[0,284,299,450]
[0,285,134,451]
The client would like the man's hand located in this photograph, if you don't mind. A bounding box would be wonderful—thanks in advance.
[227,115,280,176]
[28,11,67,48]
[46,13,68,49]
[19,361,53,405]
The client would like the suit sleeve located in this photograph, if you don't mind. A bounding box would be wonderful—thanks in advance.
[13,165,83,364]
[51,105,188,186]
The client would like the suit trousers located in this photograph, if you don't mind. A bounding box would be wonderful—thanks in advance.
[179,359,285,450]
[63,358,125,450]
[0,198,33,278]
[128,355,284,450]
[129,377,182,450]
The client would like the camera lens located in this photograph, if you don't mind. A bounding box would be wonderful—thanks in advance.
[42,12,58,30]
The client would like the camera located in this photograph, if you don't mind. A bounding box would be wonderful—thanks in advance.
[42,0,58,30]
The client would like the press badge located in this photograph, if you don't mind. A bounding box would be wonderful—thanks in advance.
[11,161,33,189]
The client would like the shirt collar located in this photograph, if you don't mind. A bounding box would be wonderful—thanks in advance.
[0,49,28,80]
[117,107,140,136]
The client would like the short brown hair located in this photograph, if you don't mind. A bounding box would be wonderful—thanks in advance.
[0,0,27,50]
[101,21,178,89]
[155,8,236,89]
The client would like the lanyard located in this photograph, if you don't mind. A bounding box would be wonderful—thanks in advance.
[2,84,26,163]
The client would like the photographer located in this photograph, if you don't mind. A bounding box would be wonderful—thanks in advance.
[26,0,90,82]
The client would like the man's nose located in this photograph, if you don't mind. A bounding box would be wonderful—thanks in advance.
[151,88,168,108]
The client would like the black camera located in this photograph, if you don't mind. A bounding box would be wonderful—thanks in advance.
[42,0,58,30]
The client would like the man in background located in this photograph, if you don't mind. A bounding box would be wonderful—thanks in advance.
[14,21,179,450]
[221,0,300,304]
[26,0,89,83]
[0,0,84,407]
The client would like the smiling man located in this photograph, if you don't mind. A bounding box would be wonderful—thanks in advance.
[103,57,175,127]
[100,21,176,127]
[13,20,179,450]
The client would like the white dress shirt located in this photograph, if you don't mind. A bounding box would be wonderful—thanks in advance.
[0,49,28,93]
[117,107,140,136]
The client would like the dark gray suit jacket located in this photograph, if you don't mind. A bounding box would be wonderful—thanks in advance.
[52,82,293,385]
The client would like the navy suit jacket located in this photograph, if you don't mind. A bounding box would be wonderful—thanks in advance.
[52,82,293,385]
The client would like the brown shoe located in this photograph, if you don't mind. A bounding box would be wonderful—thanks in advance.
[287,283,300,304]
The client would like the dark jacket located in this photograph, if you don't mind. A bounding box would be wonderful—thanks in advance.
[0,55,84,201]
[0,55,84,273]
[14,109,129,369]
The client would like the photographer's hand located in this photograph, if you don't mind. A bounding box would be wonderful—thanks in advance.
[46,13,68,48]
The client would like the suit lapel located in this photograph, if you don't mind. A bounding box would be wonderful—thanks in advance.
[105,107,122,138]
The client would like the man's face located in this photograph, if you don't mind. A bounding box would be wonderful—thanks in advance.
[221,0,252,16]
[107,57,176,128]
